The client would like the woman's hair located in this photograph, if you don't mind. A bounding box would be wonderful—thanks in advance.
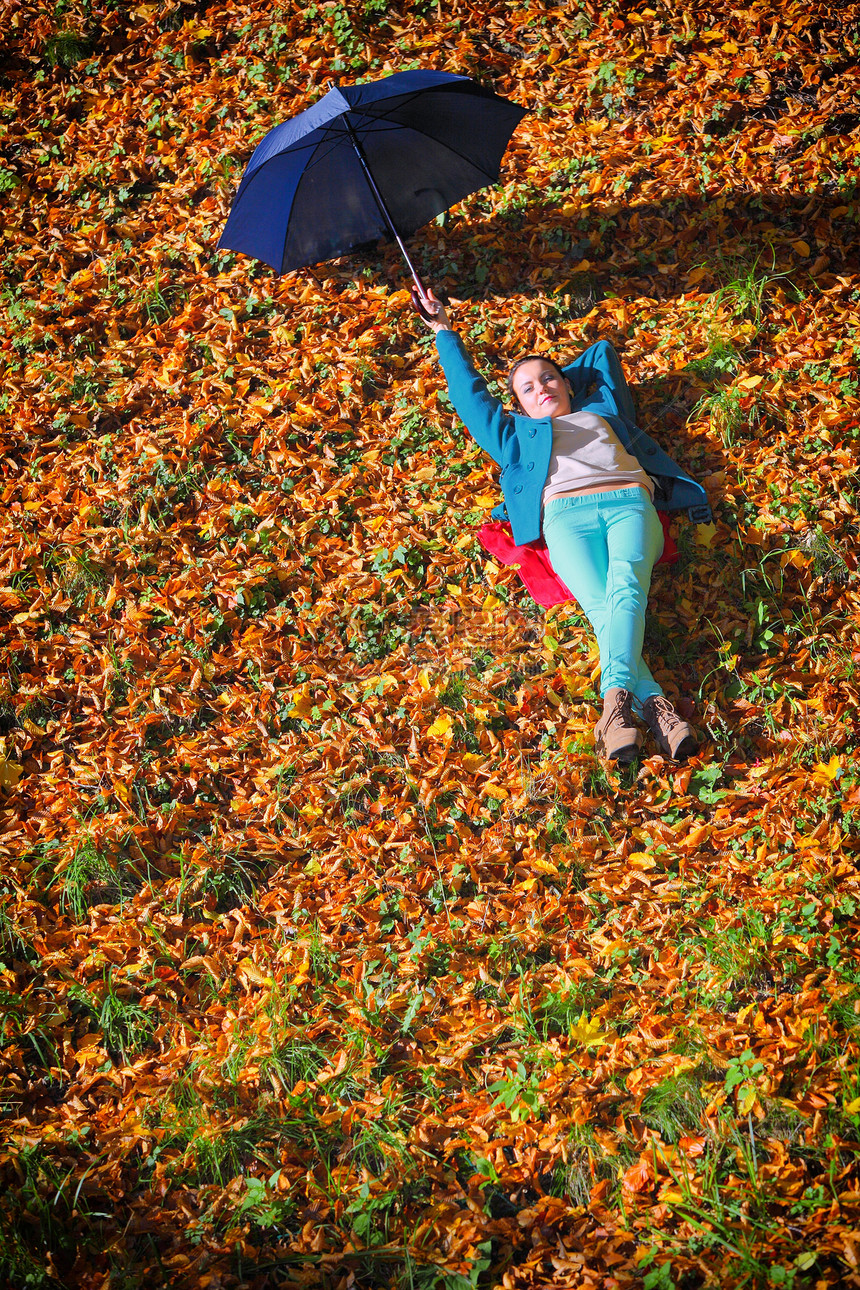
[507,354,568,407]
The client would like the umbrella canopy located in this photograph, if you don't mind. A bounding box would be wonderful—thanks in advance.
[218,69,526,283]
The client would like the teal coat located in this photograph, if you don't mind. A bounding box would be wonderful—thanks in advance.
[435,331,711,546]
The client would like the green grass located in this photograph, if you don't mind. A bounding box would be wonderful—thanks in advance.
[69,973,155,1065]
[173,848,259,915]
[137,269,185,325]
[147,1071,280,1187]
[43,30,95,68]
[639,1069,711,1143]
[33,836,138,921]
[689,906,773,1005]
[44,546,109,604]
[0,1144,95,1288]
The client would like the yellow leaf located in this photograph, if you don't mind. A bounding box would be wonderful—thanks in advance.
[792,240,811,257]
[290,690,316,720]
[722,39,739,52]
[417,669,432,691]
[482,593,502,611]
[813,755,842,782]
[569,1015,609,1048]
[482,782,509,800]
[845,1096,860,1114]
[474,494,497,509]
[427,714,453,739]
[472,706,491,723]
[628,851,657,870]
[303,857,323,875]
[461,753,486,772]
[0,756,23,789]
[737,1082,759,1115]
[532,857,559,876]
[238,958,275,987]
[686,266,709,285]
[695,522,717,548]
[738,374,763,389]
[560,670,590,697]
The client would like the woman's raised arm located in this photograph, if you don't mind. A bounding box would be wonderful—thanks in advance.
[415,289,514,467]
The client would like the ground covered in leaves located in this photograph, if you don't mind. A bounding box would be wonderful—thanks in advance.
[2,0,860,1286]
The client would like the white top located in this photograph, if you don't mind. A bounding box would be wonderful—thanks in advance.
[541,411,655,504]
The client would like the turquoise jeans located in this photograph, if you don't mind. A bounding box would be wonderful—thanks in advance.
[542,487,664,706]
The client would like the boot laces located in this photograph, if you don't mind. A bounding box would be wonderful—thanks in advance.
[647,696,682,730]
[605,690,635,728]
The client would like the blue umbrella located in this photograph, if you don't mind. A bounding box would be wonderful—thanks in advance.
[218,69,526,302]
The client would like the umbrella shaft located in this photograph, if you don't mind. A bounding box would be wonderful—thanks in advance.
[343,116,427,297]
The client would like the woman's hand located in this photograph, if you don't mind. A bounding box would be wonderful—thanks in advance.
[412,286,452,333]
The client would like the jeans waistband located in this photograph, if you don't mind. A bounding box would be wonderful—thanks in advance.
[544,486,652,515]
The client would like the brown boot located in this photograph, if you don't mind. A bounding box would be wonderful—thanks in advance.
[641,695,698,761]
[594,688,642,765]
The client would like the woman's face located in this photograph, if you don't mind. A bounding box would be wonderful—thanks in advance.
[511,359,572,418]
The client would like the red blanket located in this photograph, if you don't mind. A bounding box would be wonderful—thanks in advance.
[477,513,678,608]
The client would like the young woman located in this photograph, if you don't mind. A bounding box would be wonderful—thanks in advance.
[416,288,710,764]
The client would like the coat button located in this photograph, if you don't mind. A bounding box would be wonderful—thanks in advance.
[528,427,536,438]
[527,461,534,470]
[513,484,523,494]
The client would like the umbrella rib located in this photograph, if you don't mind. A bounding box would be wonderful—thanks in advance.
[350,94,509,185]
[241,133,331,191]
[393,126,502,186]
[302,110,502,193]
[355,84,460,123]
[273,129,345,272]
[273,121,400,270]
[299,118,403,175]
[357,84,516,180]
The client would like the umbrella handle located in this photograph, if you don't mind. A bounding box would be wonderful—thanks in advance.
[410,287,439,323]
